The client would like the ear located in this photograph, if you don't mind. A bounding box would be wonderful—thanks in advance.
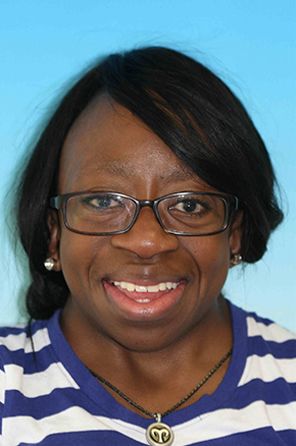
[47,210,62,271]
[229,210,243,258]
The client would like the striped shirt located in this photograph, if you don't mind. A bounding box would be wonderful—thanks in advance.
[0,302,295,445]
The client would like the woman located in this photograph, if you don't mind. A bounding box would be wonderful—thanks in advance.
[0,47,295,445]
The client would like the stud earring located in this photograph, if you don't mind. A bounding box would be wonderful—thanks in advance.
[44,257,55,271]
[230,253,242,266]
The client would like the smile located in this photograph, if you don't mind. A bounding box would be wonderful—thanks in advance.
[103,279,186,320]
[112,281,178,293]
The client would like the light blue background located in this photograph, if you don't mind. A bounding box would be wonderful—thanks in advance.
[0,0,295,330]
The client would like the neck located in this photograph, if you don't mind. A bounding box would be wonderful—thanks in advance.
[89,347,232,419]
[60,298,232,413]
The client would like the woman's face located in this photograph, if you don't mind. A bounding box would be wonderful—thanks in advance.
[50,95,242,352]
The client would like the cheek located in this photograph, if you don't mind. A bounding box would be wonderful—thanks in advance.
[186,236,231,295]
[58,232,109,294]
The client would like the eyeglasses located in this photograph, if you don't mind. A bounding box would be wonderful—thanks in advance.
[50,191,239,236]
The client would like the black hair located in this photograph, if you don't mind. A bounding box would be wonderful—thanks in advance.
[15,46,283,319]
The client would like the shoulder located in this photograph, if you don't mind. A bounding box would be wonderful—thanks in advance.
[232,304,296,389]
[244,309,296,345]
[0,319,52,370]
[231,301,296,347]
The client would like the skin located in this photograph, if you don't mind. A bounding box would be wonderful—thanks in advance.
[48,94,242,414]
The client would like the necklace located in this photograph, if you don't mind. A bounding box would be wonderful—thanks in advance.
[90,348,232,446]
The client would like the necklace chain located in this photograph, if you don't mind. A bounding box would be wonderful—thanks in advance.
[90,348,232,419]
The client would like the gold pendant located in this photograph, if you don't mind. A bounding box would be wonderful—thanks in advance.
[146,414,174,446]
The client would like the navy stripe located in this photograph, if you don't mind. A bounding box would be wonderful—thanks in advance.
[0,344,55,371]
[233,379,296,407]
[247,312,275,326]
[247,337,296,358]
[3,388,108,419]
[0,326,27,337]
[0,321,46,338]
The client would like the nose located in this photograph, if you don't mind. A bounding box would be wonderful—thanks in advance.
[111,206,179,258]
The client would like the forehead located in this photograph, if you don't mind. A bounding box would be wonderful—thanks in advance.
[58,94,206,193]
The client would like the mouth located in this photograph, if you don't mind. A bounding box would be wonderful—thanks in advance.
[111,280,179,302]
[102,279,186,320]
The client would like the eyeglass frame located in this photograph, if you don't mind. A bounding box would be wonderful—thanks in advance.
[50,190,239,237]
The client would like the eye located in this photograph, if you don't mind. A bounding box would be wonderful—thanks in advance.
[81,194,123,211]
[173,198,209,215]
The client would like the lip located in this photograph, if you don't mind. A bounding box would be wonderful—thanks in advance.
[102,279,187,322]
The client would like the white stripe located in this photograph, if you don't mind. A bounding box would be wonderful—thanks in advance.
[0,327,51,353]
[172,400,296,445]
[4,363,79,397]
[247,317,296,342]
[26,327,51,353]
[2,406,147,446]
[238,354,296,386]
[2,401,295,446]
[0,369,5,403]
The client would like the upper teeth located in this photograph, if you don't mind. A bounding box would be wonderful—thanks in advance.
[112,281,178,293]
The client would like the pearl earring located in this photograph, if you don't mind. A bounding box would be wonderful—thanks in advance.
[230,253,242,266]
[44,258,55,271]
